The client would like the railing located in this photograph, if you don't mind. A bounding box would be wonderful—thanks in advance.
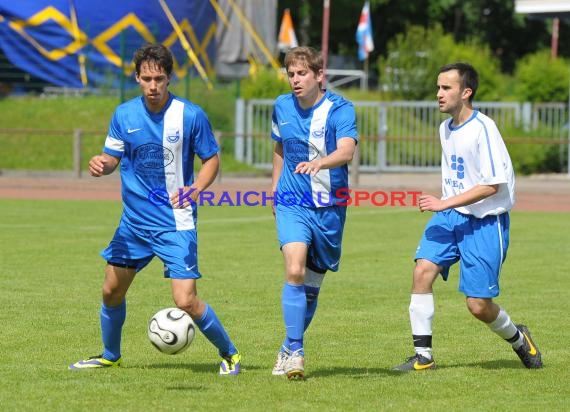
[236,99,570,174]
[0,128,568,182]
[1,98,569,180]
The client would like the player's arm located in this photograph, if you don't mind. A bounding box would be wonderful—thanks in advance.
[295,137,356,175]
[272,142,284,192]
[195,153,220,192]
[88,153,120,177]
[271,142,284,215]
[418,184,499,212]
[171,153,219,208]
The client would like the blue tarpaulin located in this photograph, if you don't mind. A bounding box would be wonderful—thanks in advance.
[0,1,216,87]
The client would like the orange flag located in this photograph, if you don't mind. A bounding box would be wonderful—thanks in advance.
[278,8,298,51]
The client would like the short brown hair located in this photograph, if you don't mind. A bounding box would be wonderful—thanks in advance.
[283,46,323,75]
[133,43,173,76]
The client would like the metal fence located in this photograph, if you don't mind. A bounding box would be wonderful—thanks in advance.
[1,100,568,178]
[234,99,570,173]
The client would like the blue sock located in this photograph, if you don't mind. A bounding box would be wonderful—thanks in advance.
[282,283,306,354]
[101,300,126,361]
[194,304,237,357]
[280,286,320,350]
[304,285,320,330]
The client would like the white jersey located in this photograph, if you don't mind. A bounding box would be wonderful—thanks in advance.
[439,110,515,218]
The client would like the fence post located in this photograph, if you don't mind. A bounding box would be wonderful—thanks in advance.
[566,80,570,177]
[567,104,570,176]
[235,98,245,162]
[522,102,532,132]
[73,128,82,178]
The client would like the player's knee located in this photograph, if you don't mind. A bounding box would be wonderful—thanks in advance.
[466,298,495,322]
[101,285,125,306]
[173,294,202,318]
[412,260,438,292]
[286,264,306,283]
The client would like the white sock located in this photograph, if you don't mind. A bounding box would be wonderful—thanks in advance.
[488,308,523,349]
[409,293,434,359]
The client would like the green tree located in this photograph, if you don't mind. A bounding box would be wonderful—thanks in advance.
[425,0,551,73]
[378,25,447,100]
[378,24,504,101]
[445,39,505,101]
[514,50,570,102]
[240,65,290,99]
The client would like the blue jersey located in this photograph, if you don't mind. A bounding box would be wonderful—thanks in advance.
[271,90,358,208]
[103,94,219,231]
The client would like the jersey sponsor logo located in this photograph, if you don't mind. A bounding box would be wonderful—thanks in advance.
[444,178,465,190]
[283,137,320,163]
[127,127,142,134]
[450,154,465,179]
[279,121,290,126]
[134,143,174,169]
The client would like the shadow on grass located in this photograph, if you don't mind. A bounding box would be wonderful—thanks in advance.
[310,366,398,378]
[165,383,210,391]
[141,362,265,373]
[449,359,530,370]
[388,359,526,372]
[308,359,528,378]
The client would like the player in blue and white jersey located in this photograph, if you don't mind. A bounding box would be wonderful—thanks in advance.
[69,43,240,375]
[270,46,358,379]
[393,63,542,371]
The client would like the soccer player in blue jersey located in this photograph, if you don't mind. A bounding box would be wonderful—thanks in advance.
[270,46,358,379]
[68,43,240,375]
[393,63,542,371]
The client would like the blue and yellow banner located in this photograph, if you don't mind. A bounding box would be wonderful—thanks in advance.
[0,1,216,87]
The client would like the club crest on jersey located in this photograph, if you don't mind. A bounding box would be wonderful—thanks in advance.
[134,143,174,169]
[166,128,180,143]
[311,127,325,139]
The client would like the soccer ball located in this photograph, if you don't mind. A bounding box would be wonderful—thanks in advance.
[148,308,196,355]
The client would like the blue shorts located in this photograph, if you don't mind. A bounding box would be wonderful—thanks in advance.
[101,219,201,279]
[415,209,510,298]
[276,203,347,272]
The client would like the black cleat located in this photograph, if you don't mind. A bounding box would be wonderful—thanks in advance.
[393,354,436,371]
[514,324,542,369]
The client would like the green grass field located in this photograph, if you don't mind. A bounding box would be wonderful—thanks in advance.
[1,200,569,411]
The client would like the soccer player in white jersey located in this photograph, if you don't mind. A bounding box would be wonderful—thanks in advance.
[393,63,542,371]
[69,43,240,375]
[270,46,358,379]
